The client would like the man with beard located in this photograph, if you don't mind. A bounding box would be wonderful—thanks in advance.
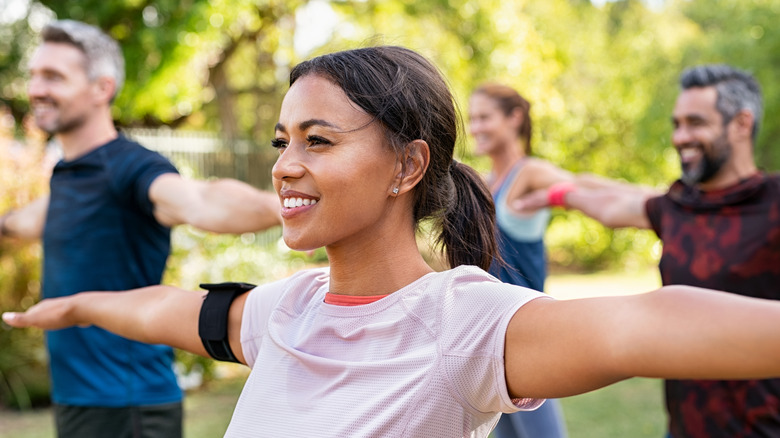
[0,20,281,438]
[515,65,778,437]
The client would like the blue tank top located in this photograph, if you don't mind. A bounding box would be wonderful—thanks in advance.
[488,162,550,292]
[43,135,182,406]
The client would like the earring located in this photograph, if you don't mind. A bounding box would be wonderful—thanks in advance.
[392,187,399,195]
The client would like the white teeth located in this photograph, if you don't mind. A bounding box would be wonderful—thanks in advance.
[283,197,317,208]
[32,104,56,113]
[32,101,56,109]
[679,148,701,162]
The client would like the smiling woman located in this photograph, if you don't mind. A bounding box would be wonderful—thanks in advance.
[6,46,780,438]
[271,76,402,256]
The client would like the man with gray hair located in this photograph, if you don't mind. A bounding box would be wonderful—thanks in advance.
[0,19,281,437]
[515,65,780,437]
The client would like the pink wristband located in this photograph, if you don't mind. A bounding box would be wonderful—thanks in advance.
[547,182,575,207]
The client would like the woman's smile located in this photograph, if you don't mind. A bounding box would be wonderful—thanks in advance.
[279,189,320,219]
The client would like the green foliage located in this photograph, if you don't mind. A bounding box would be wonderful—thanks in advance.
[0,131,50,409]
[546,211,661,272]
[674,0,780,170]
[0,10,41,136]
[3,0,301,149]
[37,0,212,126]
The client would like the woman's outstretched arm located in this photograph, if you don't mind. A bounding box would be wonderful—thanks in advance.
[505,285,780,400]
[2,286,249,364]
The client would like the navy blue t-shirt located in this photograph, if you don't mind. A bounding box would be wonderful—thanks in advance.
[43,135,181,406]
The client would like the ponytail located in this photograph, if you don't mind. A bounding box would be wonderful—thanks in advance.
[436,161,499,271]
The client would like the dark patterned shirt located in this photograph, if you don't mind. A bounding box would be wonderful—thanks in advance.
[646,173,780,438]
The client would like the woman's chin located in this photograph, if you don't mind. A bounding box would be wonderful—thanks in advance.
[282,234,321,252]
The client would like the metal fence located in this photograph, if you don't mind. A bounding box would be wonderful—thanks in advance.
[124,128,284,246]
[125,128,277,190]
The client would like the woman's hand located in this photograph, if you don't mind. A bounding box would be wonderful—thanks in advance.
[3,295,86,330]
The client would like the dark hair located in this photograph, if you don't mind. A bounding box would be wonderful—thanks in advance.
[41,20,125,100]
[680,64,763,141]
[472,83,532,155]
[289,46,498,270]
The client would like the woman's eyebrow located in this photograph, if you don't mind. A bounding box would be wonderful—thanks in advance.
[300,119,342,131]
[275,119,343,133]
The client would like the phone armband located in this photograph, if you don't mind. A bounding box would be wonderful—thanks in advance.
[198,282,256,363]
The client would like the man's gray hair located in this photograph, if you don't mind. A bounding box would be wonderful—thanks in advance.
[41,19,125,100]
[680,64,763,141]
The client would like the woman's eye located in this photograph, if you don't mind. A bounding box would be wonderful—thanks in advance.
[307,135,331,146]
[271,139,288,149]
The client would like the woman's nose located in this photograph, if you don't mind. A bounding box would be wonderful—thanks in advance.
[271,143,306,181]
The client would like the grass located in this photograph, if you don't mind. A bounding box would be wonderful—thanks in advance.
[0,267,667,437]
[182,376,245,437]
[560,378,665,438]
[0,376,245,438]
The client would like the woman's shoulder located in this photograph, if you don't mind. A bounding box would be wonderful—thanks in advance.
[244,267,330,327]
[431,266,548,350]
[250,267,330,301]
[430,266,545,305]
[440,264,498,283]
[442,265,543,299]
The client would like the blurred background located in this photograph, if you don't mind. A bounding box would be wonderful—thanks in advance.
[1,0,778,435]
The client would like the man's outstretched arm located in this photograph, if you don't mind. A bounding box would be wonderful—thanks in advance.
[149,174,281,234]
[513,174,661,229]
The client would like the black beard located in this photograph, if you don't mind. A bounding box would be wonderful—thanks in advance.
[680,133,731,186]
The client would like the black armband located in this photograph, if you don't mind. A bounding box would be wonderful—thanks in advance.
[198,282,256,363]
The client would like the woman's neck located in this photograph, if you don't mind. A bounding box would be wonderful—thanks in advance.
[326,228,434,297]
[488,142,526,191]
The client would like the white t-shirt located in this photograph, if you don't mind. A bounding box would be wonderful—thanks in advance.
[227,265,547,437]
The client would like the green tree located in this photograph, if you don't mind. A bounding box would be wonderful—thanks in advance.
[673,0,780,171]
[2,0,303,160]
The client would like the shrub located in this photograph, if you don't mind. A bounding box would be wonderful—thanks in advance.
[0,115,52,409]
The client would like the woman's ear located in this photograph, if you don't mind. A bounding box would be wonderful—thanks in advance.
[509,107,524,131]
[391,139,430,196]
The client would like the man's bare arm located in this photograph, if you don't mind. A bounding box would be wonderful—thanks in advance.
[512,174,662,229]
[149,174,281,233]
[0,196,49,240]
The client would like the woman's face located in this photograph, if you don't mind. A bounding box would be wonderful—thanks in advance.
[271,74,400,251]
[468,93,519,156]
